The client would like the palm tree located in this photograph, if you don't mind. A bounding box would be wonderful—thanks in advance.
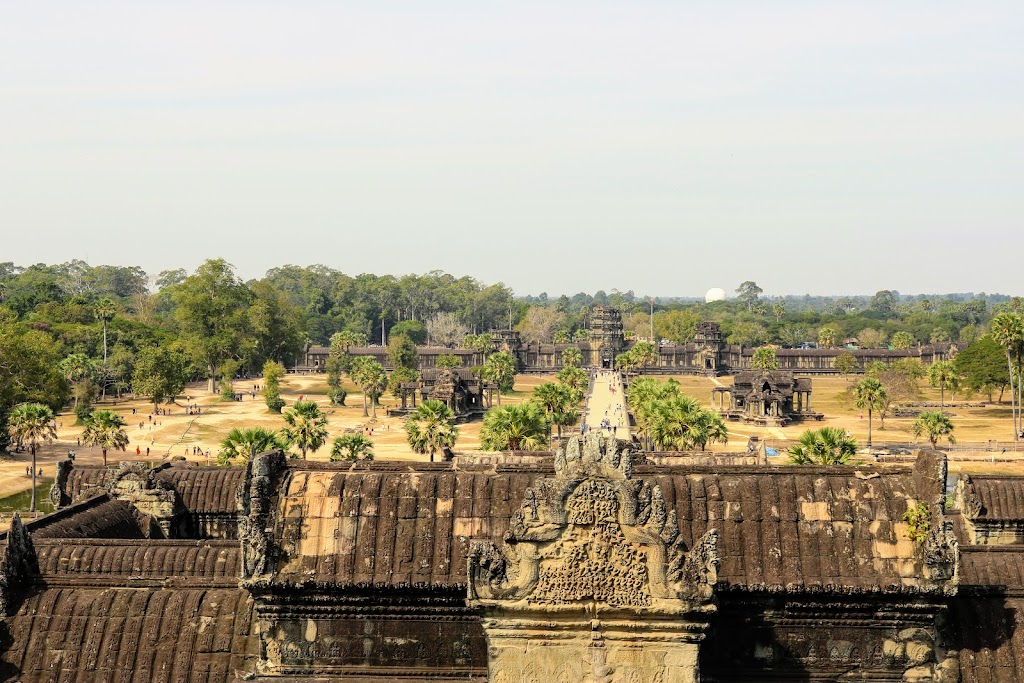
[480,402,550,451]
[561,346,583,369]
[992,312,1024,441]
[787,428,857,465]
[645,395,725,451]
[912,411,956,449]
[282,400,329,459]
[533,382,574,439]
[330,434,375,461]
[556,366,589,405]
[94,297,117,400]
[218,427,286,465]
[817,325,838,350]
[405,399,459,462]
[7,402,57,512]
[854,378,887,448]
[81,410,129,466]
[630,341,658,374]
[928,360,958,413]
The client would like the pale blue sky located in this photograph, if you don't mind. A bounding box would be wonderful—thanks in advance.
[1,2,1022,296]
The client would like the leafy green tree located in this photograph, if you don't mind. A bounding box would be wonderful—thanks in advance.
[282,400,329,459]
[262,360,286,412]
[0,323,69,452]
[389,319,427,345]
[561,346,583,369]
[928,360,959,412]
[728,321,769,347]
[736,281,763,310]
[172,259,255,393]
[854,378,887,447]
[954,336,1009,402]
[891,331,915,350]
[870,290,897,314]
[834,351,858,382]
[480,402,550,451]
[59,353,95,410]
[771,302,786,322]
[436,353,462,368]
[131,346,188,409]
[992,312,1024,440]
[751,347,779,370]
[387,333,419,372]
[405,399,459,462]
[219,359,240,402]
[81,410,129,466]
[330,434,374,461]
[787,427,857,465]
[388,366,419,398]
[913,411,956,449]
[482,351,517,397]
[7,402,57,511]
[218,427,286,465]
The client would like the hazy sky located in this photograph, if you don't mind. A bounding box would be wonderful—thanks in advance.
[2,2,1022,297]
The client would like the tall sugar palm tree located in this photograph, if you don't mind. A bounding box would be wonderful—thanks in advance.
[787,428,857,465]
[81,409,129,466]
[992,312,1024,441]
[282,400,329,460]
[94,297,117,400]
[913,411,956,449]
[7,402,57,512]
[218,427,286,465]
[854,378,887,448]
[928,360,958,413]
[405,399,459,462]
[480,402,550,452]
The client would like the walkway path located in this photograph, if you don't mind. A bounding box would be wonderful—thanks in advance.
[584,370,629,438]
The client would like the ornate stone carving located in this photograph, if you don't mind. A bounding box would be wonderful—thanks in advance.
[238,449,286,580]
[469,434,717,683]
[48,458,73,509]
[106,461,180,538]
[922,519,958,590]
[0,514,38,618]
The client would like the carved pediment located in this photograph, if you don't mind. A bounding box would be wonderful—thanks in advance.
[469,434,718,616]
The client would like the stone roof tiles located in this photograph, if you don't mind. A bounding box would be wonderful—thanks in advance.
[154,466,246,514]
[966,476,1024,521]
[0,587,257,682]
[33,539,241,583]
[273,464,927,593]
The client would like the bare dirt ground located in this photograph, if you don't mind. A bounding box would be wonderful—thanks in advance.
[2,372,1020,506]
[661,373,1024,474]
[0,373,544,501]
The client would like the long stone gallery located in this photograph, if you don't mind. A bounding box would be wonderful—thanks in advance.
[2,367,1023,682]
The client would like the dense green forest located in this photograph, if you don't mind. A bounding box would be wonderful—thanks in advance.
[1,259,1022,450]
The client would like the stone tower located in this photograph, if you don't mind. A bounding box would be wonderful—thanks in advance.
[589,306,626,368]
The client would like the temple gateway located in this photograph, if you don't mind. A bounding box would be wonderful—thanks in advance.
[3,439,1024,681]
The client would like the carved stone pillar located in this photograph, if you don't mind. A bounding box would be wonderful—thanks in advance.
[469,434,719,683]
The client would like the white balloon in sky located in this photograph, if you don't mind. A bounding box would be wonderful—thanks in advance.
[705,288,726,303]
